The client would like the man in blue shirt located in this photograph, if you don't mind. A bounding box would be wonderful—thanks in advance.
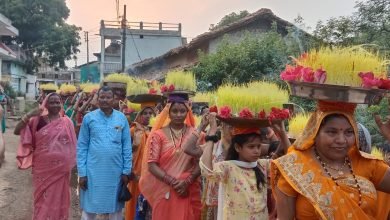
[77,86,132,220]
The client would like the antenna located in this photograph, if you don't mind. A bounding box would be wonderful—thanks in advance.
[116,0,120,21]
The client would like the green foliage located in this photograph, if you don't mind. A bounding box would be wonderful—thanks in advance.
[0,0,81,72]
[0,81,17,98]
[192,26,313,91]
[356,99,389,148]
[210,10,250,31]
[313,0,390,52]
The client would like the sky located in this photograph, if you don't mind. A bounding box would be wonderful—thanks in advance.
[65,0,358,67]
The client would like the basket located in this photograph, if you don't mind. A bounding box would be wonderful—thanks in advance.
[217,116,281,128]
[103,82,127,89]
[127,94,163,104]
[162,90,196,97]
[287,81,387,105]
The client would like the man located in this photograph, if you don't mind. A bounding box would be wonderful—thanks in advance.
[77,86,132,220]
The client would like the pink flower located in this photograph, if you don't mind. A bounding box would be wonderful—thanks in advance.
[301,67,315,82]
[219,106,232,118]
[168,84,175,92]
[268,107,290,122]
[258,110,266,119]
[149,88,157,94]
[280,65,302,81]
[239,108,254,118]
[314,68,327,83]
[160,85,168,93]
[379,78,390,90]
[359,72,381,88]
[209,105,218,113]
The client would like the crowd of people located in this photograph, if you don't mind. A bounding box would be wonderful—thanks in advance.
[10,67,390,220]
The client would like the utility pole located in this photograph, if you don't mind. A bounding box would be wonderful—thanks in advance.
[121,5,127,72]
[84,31,90,75]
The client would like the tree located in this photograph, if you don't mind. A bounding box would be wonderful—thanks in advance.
[210,10,250,31]
[313,0,390,51]
[0,0,81,72]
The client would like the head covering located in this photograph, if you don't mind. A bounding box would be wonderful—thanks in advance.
[167,93,189,103]
[292,100,377,159]
[357,123,372,153]
[41,93,64,117]
[232,127,261,136]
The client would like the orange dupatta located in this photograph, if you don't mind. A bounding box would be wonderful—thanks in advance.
[271,101,389,220]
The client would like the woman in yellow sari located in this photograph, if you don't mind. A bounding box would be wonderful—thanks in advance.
[271,100,390,220]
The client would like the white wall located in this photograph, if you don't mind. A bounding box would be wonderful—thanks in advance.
[124,35,183,66]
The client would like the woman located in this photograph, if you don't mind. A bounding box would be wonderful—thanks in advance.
[14,93,77,220]
[139,93,202,220]
[272,101,390,220]
[199,113,289,220]
[125,103,156,220]
[0,105,5,167]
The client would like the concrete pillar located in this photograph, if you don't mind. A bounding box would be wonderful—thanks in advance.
[0,58,2,80]
[100,35,105,82]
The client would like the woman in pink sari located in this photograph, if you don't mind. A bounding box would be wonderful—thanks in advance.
[14,93,77,220]
[139,93,203,220]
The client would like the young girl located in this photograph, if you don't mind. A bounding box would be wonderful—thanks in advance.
[200,113,289,220]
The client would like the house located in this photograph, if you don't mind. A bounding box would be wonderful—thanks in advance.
[98,20,186,79]
[36,62,80,89]
[0,13,24,92]
[0,44,29,95]
[128,8,310,80]
[76,61,100,83]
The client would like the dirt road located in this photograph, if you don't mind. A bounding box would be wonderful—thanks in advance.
[0,119,81,220]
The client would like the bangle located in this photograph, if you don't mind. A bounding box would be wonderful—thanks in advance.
[192,130,200,138]
[21,116,29,124]
[184,175,194,185]
[163,174,176,186]
[205,135,219,143]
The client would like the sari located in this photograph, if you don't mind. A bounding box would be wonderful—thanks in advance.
[18,93,77,220]
[139,103,202,220]
[125,108,152,220]
[271,101,390,220]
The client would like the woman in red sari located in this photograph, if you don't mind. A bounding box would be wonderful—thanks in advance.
[139,93,202,220]
[14,93,77,220]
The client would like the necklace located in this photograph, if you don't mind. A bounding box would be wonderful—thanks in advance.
[169,125,186,153]
[314,148,362,206]
[325,158,347,175]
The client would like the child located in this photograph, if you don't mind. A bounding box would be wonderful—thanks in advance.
[200,113,289,220]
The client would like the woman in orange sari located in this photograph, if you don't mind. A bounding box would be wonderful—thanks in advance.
[139,93,202,220]
[14,93,77,220]
[125,102,156,220]
[271,100,390,220]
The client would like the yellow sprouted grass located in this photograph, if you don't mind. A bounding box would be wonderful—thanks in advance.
[83,84,100,93]
[165,70,196,91]
[59,84,77,94]
[192,92,216,104]
[127,101,141,111]
[288,113,311,138]
[295,46,389,86]
[126,77,149,96]
[216,81,289,114]
[104,73,131,84]
[39,83,58,91]
[371,147,384,160]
